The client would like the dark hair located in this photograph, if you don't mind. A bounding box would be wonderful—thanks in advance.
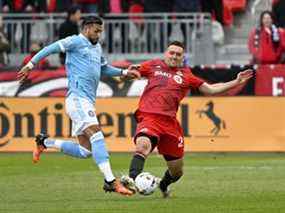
[255,10,280,51]
[168,41,185,50]
[259,10,275,27]
[81,16,103,28]
[67,5,81,19]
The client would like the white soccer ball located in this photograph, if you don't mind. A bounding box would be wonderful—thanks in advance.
[135,172,160,195]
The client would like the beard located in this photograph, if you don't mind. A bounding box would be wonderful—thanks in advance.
[89,38,98,45]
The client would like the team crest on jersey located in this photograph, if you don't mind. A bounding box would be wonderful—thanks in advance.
[173,75,183,84]
[88,110,95,117]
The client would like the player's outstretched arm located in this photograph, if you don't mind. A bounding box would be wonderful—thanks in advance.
[199,69,253,95]
[102,64,141,79]
[17,42,62,84]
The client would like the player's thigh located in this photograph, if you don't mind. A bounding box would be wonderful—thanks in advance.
[166,158,184,177]
[77,134,91,151]
[158,134,184,159]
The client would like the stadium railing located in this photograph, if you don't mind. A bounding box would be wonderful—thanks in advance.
[1,13,214,66]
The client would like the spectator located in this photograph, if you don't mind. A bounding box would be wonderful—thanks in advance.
[58,5,81,65]
[2,0,34,53]
[73,0,98,13]
[0,16,10,66]
[272,0,285,28]
[174,0,200,13]
[144,0,173,13]
[248,11,283,64]
[201,0,224,25]
[47,0,74,12]
[22,42,49,69]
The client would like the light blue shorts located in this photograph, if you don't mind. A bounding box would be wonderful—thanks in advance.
[65,93,99,136]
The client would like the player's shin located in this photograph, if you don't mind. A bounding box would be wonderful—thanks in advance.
[90,131,116,182]
[129,153,146,180]
[159,170,182,192]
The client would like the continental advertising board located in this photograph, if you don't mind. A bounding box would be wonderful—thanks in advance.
[0,97,284,152]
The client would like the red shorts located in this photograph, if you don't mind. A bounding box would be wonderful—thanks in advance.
[134,111,184,158]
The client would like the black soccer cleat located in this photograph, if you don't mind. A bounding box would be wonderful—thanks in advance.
[35,133,49,148]
[159,181,171,198]
[32,133,49,163]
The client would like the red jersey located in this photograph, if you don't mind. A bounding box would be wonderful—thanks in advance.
[137,59,205,118]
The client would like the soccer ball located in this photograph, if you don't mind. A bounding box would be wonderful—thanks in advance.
[135,172,160,195]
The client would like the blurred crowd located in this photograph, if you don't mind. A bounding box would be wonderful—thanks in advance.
[0,0,285,68]
[0,0,227,24]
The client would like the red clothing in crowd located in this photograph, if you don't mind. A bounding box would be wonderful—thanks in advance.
[22,54,49,69]
[248,27,284,64]
[14,0,24,11]
[136,59,204,118]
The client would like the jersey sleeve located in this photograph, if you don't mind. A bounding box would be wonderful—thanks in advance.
[187,70,205,89]
[101,55,108,66]
[138,60,153,77]
[57,35,78,52]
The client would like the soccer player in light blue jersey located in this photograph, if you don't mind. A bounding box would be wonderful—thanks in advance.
[18,16,140,196]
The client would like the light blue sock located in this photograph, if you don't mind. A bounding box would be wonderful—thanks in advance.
[44,139,91,159]
[90,132,109,164]
[90,131,115,182]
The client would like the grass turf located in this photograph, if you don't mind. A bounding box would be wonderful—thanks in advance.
[0,153,285,213]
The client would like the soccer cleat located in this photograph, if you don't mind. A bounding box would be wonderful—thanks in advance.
[103,179,134,196]
[159,181,171,198]
[120,175,137,194]
[32,133,48,163]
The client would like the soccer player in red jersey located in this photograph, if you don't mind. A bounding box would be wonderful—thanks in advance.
[121,41,253,197]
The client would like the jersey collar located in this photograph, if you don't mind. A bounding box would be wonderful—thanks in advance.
[79,33,93,46]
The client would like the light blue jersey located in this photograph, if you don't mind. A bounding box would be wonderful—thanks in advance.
[31,34,122,103]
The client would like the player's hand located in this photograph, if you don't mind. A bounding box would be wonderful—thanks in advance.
[18,62,34,84]
[125,69,141,79]
[121,65,141,80]
[236,69,253,84]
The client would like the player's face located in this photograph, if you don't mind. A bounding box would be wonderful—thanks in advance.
[86,24,103,44]
[164,45,184,68]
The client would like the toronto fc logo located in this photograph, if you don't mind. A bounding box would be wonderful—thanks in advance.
[173,75,183,84]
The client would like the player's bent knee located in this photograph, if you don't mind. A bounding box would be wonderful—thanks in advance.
[79,145,92,158]
[135,136,152,155]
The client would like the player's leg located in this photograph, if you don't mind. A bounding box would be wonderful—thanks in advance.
[159,156,183,198]
[129,135,155,180]
[120,134,157,193]
[32,134,92,163]
[83,124,133,196]
[157,128,184,198]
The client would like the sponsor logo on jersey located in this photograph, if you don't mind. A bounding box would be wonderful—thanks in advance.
[154,71,172,78]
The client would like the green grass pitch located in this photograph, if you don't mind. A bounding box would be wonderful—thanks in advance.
[1,153,285,213]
